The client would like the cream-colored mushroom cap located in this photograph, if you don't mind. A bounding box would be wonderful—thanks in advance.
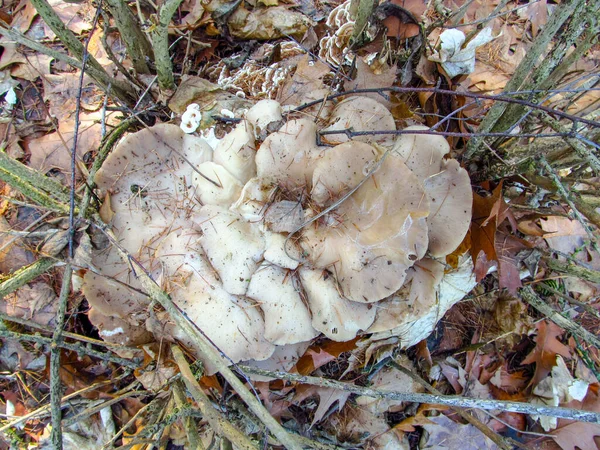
[245,99,283,139]
[302,143,431,302]
[320,96,396,145]
[213,120,256,184]
[247,263,318,345]
[392,126,472,257]
[192,161,243,206]
[196,205,265,295]
[255,119,324,190]
[299,267,376,341]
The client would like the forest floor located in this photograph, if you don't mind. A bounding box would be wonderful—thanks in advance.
[0,0,599,448]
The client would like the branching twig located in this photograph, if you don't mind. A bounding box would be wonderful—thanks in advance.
[0,328,139,368]
[539,157,599,246]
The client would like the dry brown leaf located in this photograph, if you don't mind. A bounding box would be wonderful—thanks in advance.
[470,183,503,281]
[0,216,34,273]
[343,58,397,107]
[551,389,600,450]
[294,337,359,375]
[521,320,572,386]
[27,112,105,181]
[0,282,58,327]
[421,414,499,449]
[277,54,330,107]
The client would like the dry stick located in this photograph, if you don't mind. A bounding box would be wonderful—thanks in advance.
[62,390,153,428]
[104,0,153,74]
[389,361,521,450]
[520,286,600,350]
[0,312,141,351]
[491,0,590,136]
[100,399,162,450]
[150,0,185,90]
[172,380,205,450]
[237,366,600,424]
[172,345,258,450]
[92,221,305,450]
[0,24,130,105]
[537,282,600,320]
[294,87,600,130]
[464,0,582,158]
[539,157,600,244]
[0,258,58,298]
[0,327,139,368]
[539,113,600,173]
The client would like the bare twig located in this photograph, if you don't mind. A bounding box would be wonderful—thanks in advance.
[390,361,521,450]
[0,371,131,433]
[0,258,58,298]
[172,345,258,450]
[237,366,600,424]
[0,328,138,368]
[520,286,600,349]
[539,157,599,246]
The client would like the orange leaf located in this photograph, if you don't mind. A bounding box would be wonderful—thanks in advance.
[470,183,503,281]
[521,320,571,386]
[294,338,359,375]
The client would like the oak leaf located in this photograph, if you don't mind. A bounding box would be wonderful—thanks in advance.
[521,320,571,386]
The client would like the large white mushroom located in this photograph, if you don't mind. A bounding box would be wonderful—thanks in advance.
[83,98,475,372]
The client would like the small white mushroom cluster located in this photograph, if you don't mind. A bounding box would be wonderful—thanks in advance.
[83,98,475,373]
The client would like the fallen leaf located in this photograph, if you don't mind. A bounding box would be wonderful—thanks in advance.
[27,111,106,181]
[551,389,600,450]
[530,355,589,431]
[495,229,530,294]
[294,337,359,375]
[278,54,330,107]
[0,281,57,327]
[343,58,397,107]
[421,414,499,449]
[470,183,503,281]
[521,320,571,386]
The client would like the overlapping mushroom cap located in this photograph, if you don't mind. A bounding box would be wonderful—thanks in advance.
[83,98,475,372]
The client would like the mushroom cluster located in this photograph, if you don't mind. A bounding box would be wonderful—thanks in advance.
[83,98,475,372]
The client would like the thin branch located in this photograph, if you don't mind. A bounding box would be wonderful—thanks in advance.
[171,345,258,450]
[0,328,139,368]
[520,286,600,349]
[0,258,59,298]
[539,157,599,246]
[294,87,600,130]
[390,361,522,450]
[0,312,141,351]
[0,371,131,433]
[236,366,600,424]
